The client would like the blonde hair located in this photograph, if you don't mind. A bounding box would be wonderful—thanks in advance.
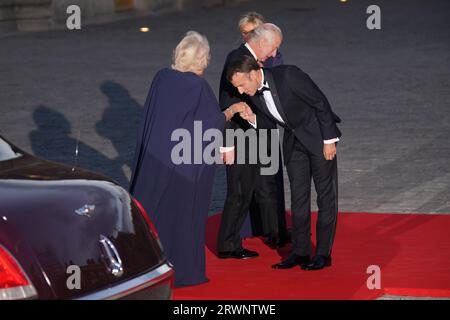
[238,12,265,32]
[172,31,210,74]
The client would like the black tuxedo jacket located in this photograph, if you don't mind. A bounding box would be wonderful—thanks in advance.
[219,44,274,135]
[250,65,342,163]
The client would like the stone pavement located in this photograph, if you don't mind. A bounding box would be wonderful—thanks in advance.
[1,0,449,214]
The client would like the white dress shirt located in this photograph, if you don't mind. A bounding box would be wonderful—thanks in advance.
[250,70,339,145]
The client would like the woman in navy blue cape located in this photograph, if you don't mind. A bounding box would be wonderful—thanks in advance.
[129,32,232,287]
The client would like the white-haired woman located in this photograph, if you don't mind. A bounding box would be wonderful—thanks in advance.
[129,31,244,288]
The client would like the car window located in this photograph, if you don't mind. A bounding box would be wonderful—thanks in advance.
[0,138,22,161]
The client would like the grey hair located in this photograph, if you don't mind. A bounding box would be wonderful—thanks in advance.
[247,23,283,44]
[172,31,210,73]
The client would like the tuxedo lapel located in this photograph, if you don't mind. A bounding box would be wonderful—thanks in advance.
[264,69,291,128]
[257,96,284,127]
[251,93,283,127]
[239,44,256,62]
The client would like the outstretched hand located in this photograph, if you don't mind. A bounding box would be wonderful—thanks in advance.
[238,105,256,124]
[231,102,247,114]
[223,102,248,121]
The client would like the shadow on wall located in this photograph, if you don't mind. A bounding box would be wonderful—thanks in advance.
[96,81,143,187]
[29,105,129,186]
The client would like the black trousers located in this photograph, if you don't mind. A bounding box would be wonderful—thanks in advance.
[249,170,280,238]
[249,156,288,238]
[286,138,338,257]
[217,162,259,252]
[217,132,284,252]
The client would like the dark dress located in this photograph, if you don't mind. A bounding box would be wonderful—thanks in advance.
[129,68,225,287]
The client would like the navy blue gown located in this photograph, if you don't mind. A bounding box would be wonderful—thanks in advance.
[129,68,225,287]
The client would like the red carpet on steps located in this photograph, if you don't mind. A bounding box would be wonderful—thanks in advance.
[173,212,450,300]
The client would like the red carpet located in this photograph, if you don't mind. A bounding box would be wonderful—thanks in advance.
[173,212,450,300]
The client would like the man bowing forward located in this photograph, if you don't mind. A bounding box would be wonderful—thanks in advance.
[227,55,342,271]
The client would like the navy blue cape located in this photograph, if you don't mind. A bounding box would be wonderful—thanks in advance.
[129,68,224,287]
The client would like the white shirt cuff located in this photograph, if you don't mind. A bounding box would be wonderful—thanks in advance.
[248,117,257,128]
[219,146,235,153]
[324,137,339,144]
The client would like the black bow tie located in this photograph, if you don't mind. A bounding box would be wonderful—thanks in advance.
[256,85,270,95]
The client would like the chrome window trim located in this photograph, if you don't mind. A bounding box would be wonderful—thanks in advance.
[75,262,173,300]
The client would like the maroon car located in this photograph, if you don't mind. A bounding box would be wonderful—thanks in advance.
[0,136,173,300]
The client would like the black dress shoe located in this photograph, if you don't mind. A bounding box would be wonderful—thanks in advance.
[301,255,332,271]
[271,255,310,269]
[217,248,259,260]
